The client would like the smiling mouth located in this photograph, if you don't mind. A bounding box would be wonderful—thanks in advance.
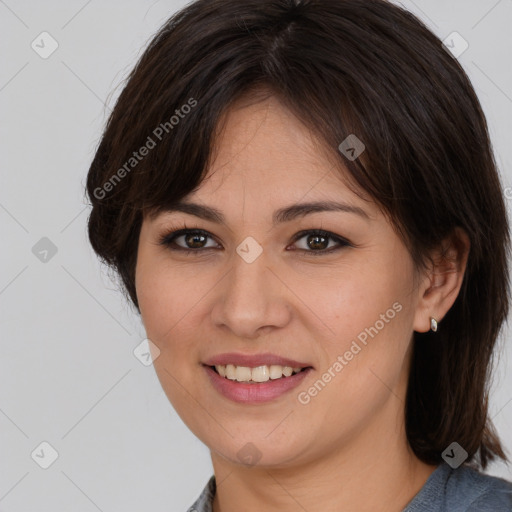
[209,364,312,384]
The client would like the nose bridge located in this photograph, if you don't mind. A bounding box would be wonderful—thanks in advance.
[212,237,290,336]
[227,239,273,309]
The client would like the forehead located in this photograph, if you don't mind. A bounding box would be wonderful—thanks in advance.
[190,95,365,206]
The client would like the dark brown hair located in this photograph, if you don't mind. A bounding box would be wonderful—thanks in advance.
[86,0,510,469]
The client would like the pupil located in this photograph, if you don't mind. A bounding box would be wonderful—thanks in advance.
[187,233,206,248]
[309,235,327,250]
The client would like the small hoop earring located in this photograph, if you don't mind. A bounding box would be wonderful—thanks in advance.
[430,317,438,332]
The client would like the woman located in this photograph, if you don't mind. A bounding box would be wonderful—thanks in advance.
[86,0,512,510]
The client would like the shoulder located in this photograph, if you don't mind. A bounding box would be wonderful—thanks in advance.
[404,463,512,512]
[187,475,216,512]
[448,465,512,511]
[189,467,512,512]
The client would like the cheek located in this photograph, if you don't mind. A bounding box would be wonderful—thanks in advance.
[136,272,174,338]
[135,255,208,428]
[306,248,413,345]
[136,252,204,342]
[296,311,413,448]
[305,254,415,414]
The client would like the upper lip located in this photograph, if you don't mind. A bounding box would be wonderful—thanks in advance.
[203,352,313,369]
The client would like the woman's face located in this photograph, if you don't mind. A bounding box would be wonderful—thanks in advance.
[135,95,425,468]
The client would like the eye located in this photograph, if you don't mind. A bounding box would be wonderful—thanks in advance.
[158,227,220,253]
[158,226,351,256]
[288,229,350,256]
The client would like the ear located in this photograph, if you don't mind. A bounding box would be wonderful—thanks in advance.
[413,227,470,333]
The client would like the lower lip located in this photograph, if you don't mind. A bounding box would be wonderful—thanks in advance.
[203,365,313,404]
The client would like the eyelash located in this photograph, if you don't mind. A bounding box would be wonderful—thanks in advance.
[157,224,351,257]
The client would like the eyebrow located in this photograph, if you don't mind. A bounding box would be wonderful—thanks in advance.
[157,200,371,226]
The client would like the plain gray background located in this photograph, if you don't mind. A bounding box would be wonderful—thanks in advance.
[1,0,512,510]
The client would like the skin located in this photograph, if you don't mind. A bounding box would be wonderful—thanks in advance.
[135,94,470,512]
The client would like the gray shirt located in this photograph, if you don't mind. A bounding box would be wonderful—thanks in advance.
[187,462,512,511]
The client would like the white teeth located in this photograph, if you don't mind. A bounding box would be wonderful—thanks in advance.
[251,365,269,382]
[226,364,236,380]
[213,364,304,383]
[235,365,252,382]
[269,365,283,379]
[282,366,293,377]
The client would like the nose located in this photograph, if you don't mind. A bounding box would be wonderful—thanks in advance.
[210,244,292,339]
